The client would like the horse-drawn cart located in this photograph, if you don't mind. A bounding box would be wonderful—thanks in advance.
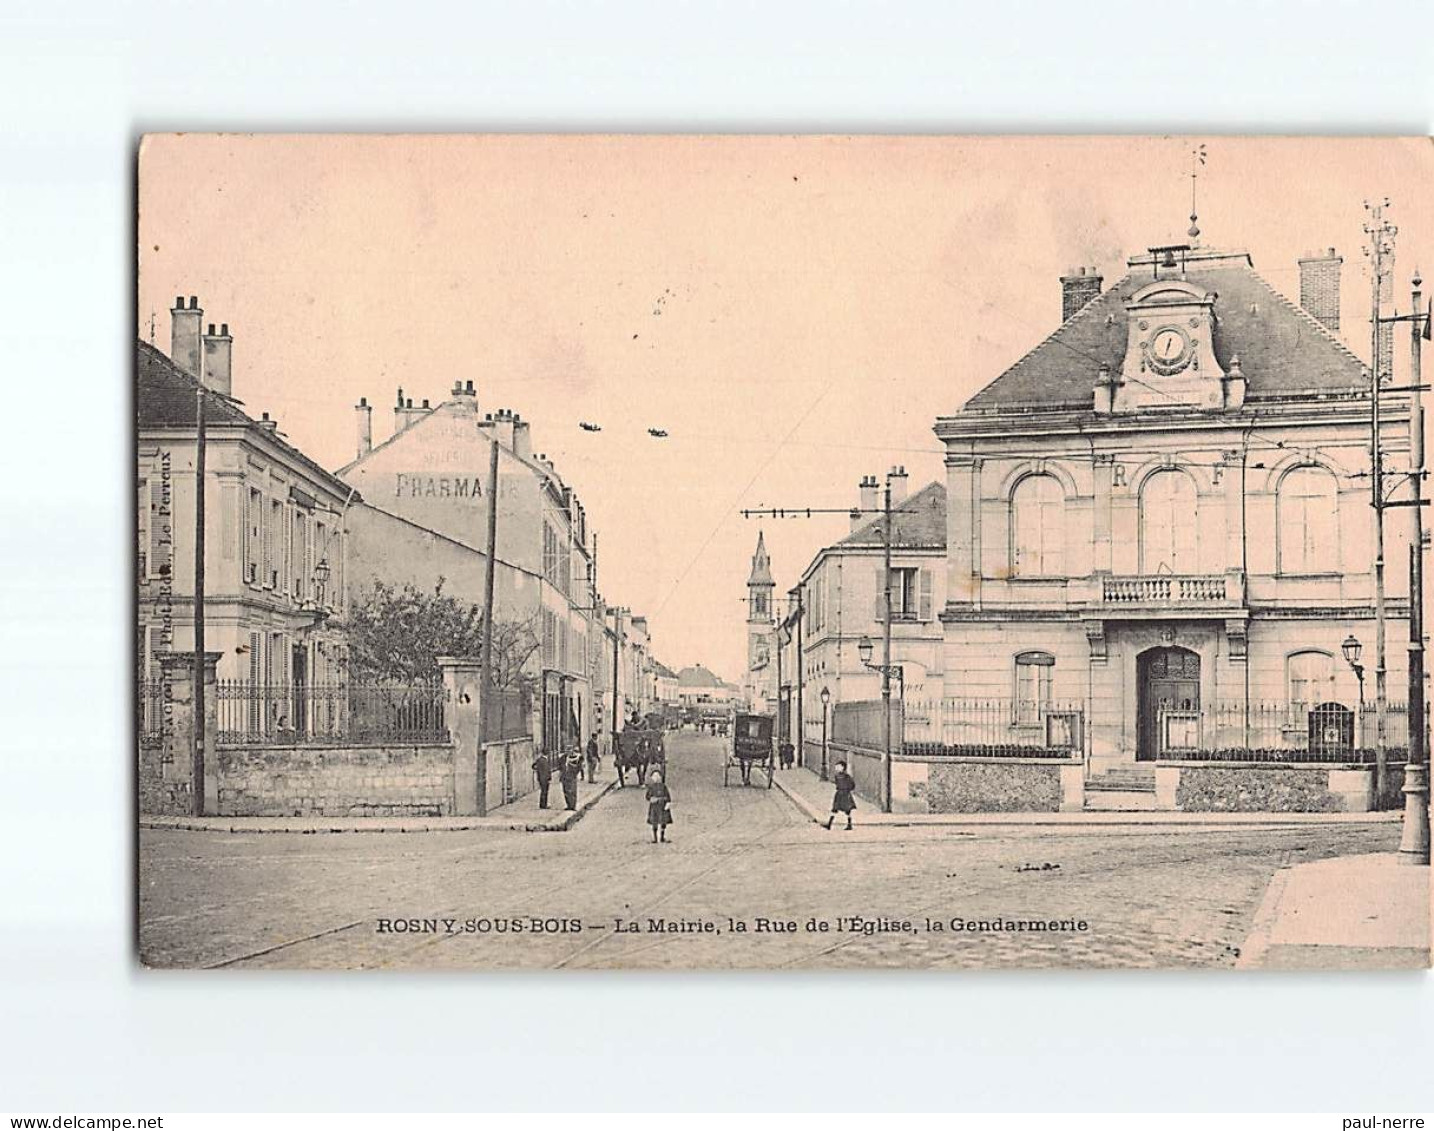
[615,721,666,787]
[723,712,774,788]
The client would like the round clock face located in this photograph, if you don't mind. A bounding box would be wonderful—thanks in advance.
[1148,325,1193,375]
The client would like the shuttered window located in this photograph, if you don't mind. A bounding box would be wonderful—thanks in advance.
[245,488,262,585]
[149,479,166,578]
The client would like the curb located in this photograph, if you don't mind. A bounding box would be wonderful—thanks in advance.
[140,779,618,835]
[1235,864,1292,969]
[768,771,1403,830]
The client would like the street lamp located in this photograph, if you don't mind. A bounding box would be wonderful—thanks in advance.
[857,634,905,702]
[1343,634,1366,749]
[1343,634,1366,702]
[820,685,831,781]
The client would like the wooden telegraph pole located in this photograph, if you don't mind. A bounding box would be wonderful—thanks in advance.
[192,379,207,816]
[1364,198,1397,801]
[476,434,500,815]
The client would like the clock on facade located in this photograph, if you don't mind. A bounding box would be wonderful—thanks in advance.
[1146,324,1193,375]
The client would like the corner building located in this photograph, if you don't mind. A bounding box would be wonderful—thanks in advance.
[935,244,1413,775]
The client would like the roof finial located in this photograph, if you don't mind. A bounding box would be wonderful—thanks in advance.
[1188,143,1206,242]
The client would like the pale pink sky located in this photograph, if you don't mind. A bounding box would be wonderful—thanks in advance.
[138,135,1433,679]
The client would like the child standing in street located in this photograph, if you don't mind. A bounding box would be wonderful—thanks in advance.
[645,769,673,843]
[824,761,857,830]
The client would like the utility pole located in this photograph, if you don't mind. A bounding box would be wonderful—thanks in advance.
[1399,268,1429,864]
[476,435,500,815]
[192,379,207,816]
[792,586,805,769]
[1364,198,1397,801]
[881,474,894,813]
[741,475,914,813]
[611,606,623,747]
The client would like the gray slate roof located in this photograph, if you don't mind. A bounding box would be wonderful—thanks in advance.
[963,257,1365,411]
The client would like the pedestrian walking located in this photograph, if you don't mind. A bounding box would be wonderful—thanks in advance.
[824,761,857,830]
[585,735,600,783]
[559,746,583,811]
[532,750,553,809]
[645,769,672,843]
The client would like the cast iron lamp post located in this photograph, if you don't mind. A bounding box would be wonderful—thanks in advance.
[857,635,905,704]
[820,685,831,781]
[1342,634,1368,766]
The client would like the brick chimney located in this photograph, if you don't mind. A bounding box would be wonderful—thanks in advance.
[888,465,909,506]
[170,295,202,379]
[201,322,232,397]
[392,387,429,433]
[853,474,879,529]
[1298,248,1342,333]
[355,396,372,459]
[512,414,532,461]
[1060,267,1102,323]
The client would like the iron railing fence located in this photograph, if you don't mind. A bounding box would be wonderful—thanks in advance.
[1156,700,1410,763]
[215,681,450,746]
[830,699,902,751]
[900,698,1085,759]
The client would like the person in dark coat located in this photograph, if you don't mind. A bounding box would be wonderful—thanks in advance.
[824,761,857,830]
[645,769,672,843]
[585,735,600,783]
[559,747,583,811]
[532,751,553,809]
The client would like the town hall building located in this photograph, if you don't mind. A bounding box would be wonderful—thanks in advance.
[935,241,1414,778]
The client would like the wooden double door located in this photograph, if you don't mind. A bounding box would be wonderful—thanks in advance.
[1136,646,1201,762]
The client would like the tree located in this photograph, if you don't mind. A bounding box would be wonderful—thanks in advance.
[343,578,539,694]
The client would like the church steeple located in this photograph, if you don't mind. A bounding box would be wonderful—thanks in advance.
[747,531,774,624]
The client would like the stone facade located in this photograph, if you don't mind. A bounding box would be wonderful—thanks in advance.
[935,245,1414,778]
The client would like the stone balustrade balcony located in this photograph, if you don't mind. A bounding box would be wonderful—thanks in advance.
[1096,570,1246,609]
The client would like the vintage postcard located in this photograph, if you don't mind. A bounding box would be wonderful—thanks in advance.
[136,135,1431,970]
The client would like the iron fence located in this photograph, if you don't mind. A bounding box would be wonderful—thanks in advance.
[830,699,902,751]
[1155,700,1410,763]
[215,681,450,746]
[900,698,1085,759]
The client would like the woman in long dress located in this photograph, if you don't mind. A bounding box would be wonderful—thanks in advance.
[645,769,673,843]
[824,761,857,830]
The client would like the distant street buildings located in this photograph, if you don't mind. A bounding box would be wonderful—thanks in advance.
[136,297,673,815]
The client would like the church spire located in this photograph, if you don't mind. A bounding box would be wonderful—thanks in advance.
[747,530,774,586]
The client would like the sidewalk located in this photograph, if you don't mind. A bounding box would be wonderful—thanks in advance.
[770,764,1403,829]
[140,776,615,834]
[1238,853,1431,969]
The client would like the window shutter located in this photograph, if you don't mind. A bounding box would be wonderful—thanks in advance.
[149,480,164,577]
[919,568,933,620]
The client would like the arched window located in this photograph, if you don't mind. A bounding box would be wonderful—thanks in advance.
[1278,465,1338,574]
[1140,470,1197,574]
[1014,650,1055,725]
[1011,474,1064,577]
[1287,650,1335,717]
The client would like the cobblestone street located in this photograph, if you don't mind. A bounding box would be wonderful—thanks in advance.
[139,732,1401,970]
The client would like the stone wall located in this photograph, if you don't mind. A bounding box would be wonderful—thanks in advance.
[216,743,456,817]
[1166,762,1407,813]
[139,738,192,816]
[910,759,1069,814]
